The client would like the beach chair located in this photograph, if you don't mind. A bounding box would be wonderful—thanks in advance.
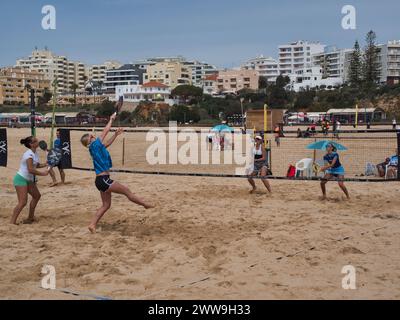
[295,158,314,178]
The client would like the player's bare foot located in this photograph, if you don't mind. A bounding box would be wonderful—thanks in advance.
[144,204,155,209]
[320,196,327,201]
[249,187,257,194]
[23,218,37,224]
[88,225,96,233]
[49,182,58,187]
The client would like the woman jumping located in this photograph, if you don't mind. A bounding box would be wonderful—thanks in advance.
[80,113,154,233]
[320,143,350,200]
[11,136,50,225]
[247,135,272,194]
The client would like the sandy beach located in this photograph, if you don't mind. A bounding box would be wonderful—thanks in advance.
[0,127,400,299]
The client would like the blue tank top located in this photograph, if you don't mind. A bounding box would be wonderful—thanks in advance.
[324,152,341,169]
[89,138,113,174]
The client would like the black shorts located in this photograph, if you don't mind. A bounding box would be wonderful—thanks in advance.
[95,175,114,192]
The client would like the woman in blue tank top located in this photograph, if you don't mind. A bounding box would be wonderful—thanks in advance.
[320,143,350,200]
[80,112,154,233]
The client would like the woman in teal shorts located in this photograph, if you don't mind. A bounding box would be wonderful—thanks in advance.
[11,136,50,225]
[320,143,350,200]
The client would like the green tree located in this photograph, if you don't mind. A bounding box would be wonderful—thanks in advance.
[348,40,363,86]
[171,85,203,102]
[96,100,115,117]
[70,83,79,105]
[258,76,268,89]
[168,105,200,123]
[363,30,381,85]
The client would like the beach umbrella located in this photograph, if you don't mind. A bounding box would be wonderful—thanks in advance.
[211,124,233,132]
[306,140,348,151]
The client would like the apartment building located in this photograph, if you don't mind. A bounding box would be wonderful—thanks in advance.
[216,69,259,94]
[87,61,122,83]
[104,64,145,94]
[286,66,343,92]
[143,58,192,88]
[202,74,219,95]
[379,40,400,85]
[16,49,87,94]
[115,81,174,105]
[279,41,325,76]
[0,67,50,105]
[184,60,218,87]
[312,46,354,83]
[241,55,279,83]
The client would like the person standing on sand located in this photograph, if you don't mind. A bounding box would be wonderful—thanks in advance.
[80,113,154,233]
[320,143,350,200]
[11,136,50,225]
[52,129,66,185]
[247,136,272,194]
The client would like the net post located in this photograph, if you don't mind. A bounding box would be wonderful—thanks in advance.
[30,89,36,137]
[122,137,125,166]
[397,130,400,181]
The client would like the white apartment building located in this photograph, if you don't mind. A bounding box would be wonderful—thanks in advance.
[16,49,87,94]
[241,55,279,83]
[312,46,354,83]
[379,40,400,85]
[184,60,218,87]
[105,64,145,94]
[115,81,174,105]
[279,41,325,76]
[286,66,343,92]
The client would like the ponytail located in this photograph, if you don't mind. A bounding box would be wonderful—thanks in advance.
[20,136,34,149]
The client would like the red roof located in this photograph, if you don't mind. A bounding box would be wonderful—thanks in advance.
[142,81,169,88]
[205,74,218,81]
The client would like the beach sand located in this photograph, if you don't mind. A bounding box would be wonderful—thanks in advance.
[0,127,399,299]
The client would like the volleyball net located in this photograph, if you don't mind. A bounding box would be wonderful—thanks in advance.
[1,127,399,182]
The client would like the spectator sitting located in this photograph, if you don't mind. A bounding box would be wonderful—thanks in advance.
[377,158,391,177]
[297,128,303,138]
[310,124,316,135]
[303,127,311,138]
[386,155,398,179]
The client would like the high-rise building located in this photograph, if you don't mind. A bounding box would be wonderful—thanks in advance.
[0,67,50,105]
[16,49,87,94]
[278,41,325,76]
[87,61,122,83]
[312,46,354,83]
[143,57,192,88]
[241,55,279,83]
[379,40,400,85]
[183,60,218,87]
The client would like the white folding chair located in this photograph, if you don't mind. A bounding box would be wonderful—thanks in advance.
[295,158,314,178]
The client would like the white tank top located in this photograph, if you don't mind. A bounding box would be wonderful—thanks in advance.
[17,150,39,182]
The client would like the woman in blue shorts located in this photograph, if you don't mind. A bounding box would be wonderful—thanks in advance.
[80,113,154,233]
[320,143,350,200]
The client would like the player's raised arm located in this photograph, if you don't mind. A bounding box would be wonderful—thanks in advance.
[99,112,117,143]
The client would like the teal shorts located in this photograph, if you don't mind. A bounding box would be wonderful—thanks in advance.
[13,174,33,187]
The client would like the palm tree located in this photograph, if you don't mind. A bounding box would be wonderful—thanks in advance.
[71,83,79,105]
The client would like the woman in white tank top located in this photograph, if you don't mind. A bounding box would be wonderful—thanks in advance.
[11,136,50,225]
[247,136,272,194]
